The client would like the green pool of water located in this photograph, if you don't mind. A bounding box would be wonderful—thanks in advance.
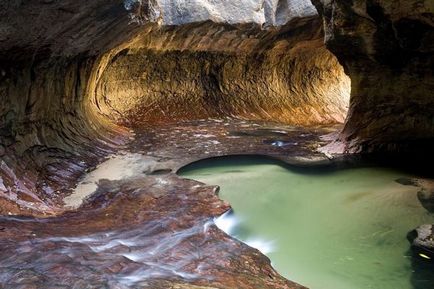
[179,156,434,289]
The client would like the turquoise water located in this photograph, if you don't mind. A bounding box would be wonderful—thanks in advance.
[179,156,434,289]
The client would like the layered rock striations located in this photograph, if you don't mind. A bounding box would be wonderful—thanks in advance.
[96,19,349,126]
[0,0,433,288]
[0,0,350,214]
[0,0,140,215]
[312,0,434,152]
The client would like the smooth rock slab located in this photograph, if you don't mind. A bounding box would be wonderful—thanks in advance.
[0,120,325,289]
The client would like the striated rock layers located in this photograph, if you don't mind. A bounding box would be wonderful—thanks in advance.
[0,0,350,214]
[0,0,139,215]
[312,0,434,152]
[0,0,433,288]
[97,19,349,126]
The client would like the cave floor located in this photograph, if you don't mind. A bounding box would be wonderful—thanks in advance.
[0,119,339,289]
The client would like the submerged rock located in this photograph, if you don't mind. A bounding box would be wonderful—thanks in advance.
[396,177,434,213]
[419,192,434,213]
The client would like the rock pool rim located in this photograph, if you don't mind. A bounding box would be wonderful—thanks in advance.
[178,154,434,288]
[176,153,434,177]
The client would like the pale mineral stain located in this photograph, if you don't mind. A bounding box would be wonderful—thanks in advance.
[63,153,158,208]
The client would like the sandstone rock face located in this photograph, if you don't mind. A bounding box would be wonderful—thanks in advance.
[96,19,349,126]
[0,0,139,214]
[0,1,432,288]
[0,0,350,213]
[312,0,434,152]
[0,3,332,287]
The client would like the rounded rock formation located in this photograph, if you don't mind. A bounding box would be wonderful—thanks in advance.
[0,0,351,214]
[312,0,434,152]
[408,224,434,260]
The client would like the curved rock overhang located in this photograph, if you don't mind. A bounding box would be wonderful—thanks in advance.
[0,1,433,288]
[312,0,434,153]
[0,0,352,214]
[0,0,140,215]
[96,19,350,126]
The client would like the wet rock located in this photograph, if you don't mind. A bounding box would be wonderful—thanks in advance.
[395,177,418,187]
[0,169,305,288]
[408,224,434,260]
[0,118,328,288]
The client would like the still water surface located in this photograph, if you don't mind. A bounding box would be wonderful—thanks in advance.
[179,156,434,289]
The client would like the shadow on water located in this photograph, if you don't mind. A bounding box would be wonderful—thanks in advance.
[178,154,341,176]
[409,249,434,289]
[178,153,434,178]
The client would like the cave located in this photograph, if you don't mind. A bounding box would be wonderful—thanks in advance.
[0,1,433,289]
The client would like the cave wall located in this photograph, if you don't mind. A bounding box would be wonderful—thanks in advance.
[0,0,432,214]
[96,20,349,126]
[312,0,434,152]
[0,55,132,215]
[0,0,140,215]
[0,0,350,214]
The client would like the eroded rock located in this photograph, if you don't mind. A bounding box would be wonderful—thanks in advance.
[408,224,434,259]
[312,0,434,152]
[0,0,350,214]
[96,19,350,126]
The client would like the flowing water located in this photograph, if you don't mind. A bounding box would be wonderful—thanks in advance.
[179,156,434,289]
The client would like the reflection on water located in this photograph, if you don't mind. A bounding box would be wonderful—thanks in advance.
[179,156,434,289]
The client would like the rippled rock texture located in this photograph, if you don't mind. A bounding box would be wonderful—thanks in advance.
[0,0,351,214]
[0,119,327,289]
[312,0,434,152]
[0,1,348,287]
[97,19,349,125]
[0,173,298,289]
[1,0,433,287]
[0,0,139,215]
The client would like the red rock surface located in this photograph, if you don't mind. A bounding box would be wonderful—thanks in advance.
[0,119,330,289]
